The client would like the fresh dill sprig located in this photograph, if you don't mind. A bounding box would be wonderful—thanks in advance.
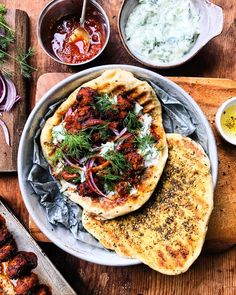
[0,4,14,53]
[60,131,91,157]
[103,150,131,174]
[94,93,118,113]
[123,111,142,133]
[0,4,37,79]
[88,123,110,141]
[0,4,7,15]
[134,135,156,152]
[18,47,37,79]
[97,167,121,191]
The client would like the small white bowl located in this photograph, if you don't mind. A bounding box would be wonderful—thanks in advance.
[118,0,224,68]
[215,97,236,145]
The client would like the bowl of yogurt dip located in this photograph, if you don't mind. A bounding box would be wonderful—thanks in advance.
[118,0,224,68]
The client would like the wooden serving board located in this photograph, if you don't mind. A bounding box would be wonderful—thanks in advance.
[30,73,236,252]
[0,9,29,172]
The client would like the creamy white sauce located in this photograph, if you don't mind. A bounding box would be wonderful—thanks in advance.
[54,160,64,175]
[79,169,86,183]
[134,102,143,114]
[139,145,159,167]
[139,113,152,137]
[109,95,118,104]
[125,0,200,64]
[52,123,65,144]
[99,141,115,157]
[130,187,138,195]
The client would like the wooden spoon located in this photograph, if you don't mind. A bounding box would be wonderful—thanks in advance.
[68,0,90,53]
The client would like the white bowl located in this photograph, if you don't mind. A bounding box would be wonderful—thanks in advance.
[118,0,224,68]
[215,97,236,145]
[18,65,218,266]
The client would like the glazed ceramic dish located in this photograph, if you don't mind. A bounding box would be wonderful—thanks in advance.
[18,65,218,266]
[118,0,224,68]
[215,96,236,145]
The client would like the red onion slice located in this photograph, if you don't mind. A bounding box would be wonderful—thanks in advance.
[0,118,10,146]
[0,74,7,104]
[85,157,110,199]
[62,153,84,171]
[114,127,128,141]
[110,128,119,136]
[89,171,109,199]
[0,75,21,112]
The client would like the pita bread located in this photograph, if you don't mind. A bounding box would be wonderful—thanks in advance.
[82,134,213,274]
[40,69,168,219]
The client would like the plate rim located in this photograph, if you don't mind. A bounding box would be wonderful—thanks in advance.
[18,64,218,266]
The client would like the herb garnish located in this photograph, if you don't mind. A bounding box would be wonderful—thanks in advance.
[51,148,63,165]
[97,167,121,191]
[60,131,91,157]
[94,93,118,114]
[87,123,110,141]
[103,150,131,174]
[0,4,37,79]
[123,111,142,133]
[134,135,156,152]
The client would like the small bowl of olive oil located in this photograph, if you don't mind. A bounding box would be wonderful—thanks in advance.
[216,97,236,145]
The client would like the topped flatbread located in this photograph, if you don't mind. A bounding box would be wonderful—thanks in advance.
[40,69,168,219]
[82,134,214,274]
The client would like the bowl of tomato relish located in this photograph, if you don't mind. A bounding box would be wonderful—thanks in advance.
[38,0,110,66]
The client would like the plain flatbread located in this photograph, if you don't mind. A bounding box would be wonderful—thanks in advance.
[82,134,214,274]
[40,69,168,219]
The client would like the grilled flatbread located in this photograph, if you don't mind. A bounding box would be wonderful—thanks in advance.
[82,134,214,274]
[40,69,168,219]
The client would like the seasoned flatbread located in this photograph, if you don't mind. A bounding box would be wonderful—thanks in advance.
[40,69,168,219]
[82,134,214,274]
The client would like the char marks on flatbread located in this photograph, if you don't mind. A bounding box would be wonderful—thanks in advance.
[40,69,168,219]
[82,134,213,274]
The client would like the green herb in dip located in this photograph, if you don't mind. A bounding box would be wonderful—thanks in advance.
[125,0,200,64]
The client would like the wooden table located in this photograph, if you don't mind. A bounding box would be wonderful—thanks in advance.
[0,0,236,294]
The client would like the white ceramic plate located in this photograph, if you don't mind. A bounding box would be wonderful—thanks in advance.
[18,65,218,266]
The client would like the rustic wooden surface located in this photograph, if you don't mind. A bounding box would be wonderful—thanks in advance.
[0,9,29,171]
[0,0,236,294]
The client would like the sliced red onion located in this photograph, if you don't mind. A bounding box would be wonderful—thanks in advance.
[82,119,104,128]
[0,27,5,38]
[0,74,7,104]
[62,153,84,171]
[86,157,110,199]
[110,128,119,136]
[0,75,21,112]
[89,171,109,199]
[114,127,128,141]
[67,108,72,115]
[0,118,10,146]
